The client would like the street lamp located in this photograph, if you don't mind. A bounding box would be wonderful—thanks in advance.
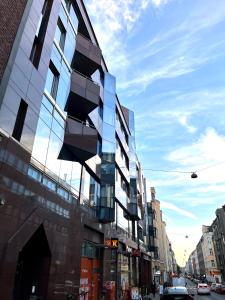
[191,173,198,179]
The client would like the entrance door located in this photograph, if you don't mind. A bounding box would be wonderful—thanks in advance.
[13,225,51,300]
[79,257,100,300]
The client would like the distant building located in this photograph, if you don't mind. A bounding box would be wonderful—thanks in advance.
[201,225,221,283]
[148,187,175,285]
[211,206,225,282]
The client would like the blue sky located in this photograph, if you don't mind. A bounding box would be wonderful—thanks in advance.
[85,0,225,266]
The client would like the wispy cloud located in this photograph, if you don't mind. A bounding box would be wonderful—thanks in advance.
[85,0,152,71]
[160,200,197,219]
[167,127,225,172]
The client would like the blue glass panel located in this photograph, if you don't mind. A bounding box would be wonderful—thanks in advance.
[102,123,115,142]
[64,25,76,64]
[51,117,64,140]
[103,105,115,126]
[104,91,116,109]
[51,45,61,72]
[56,77,70,110]
[59,4,68,28]
[45,132,62,175]
[69,6,78,31]
[43,176,57,191]
[45,68,55,95]
[57,186,70,202]
[53,110,65,128]
[39,104,52,127]
[28,165,42,182]
[32,119,51,164]
[104,73,116,94]
[42,95,53,113]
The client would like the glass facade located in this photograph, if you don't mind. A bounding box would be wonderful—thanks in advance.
[127,110,141,220]
[31,1,80,196]
[98,72,116,222]
[81,168,100,206]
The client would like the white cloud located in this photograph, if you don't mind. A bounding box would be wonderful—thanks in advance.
[86,0,225,96]
[167,127,225,172]
[151,0,170,6]
[85,0,152,71]
[160,201,197,220]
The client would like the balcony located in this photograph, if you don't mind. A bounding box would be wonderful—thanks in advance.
[73,33,101,77]
[126,202,141,221]
[65,70,100,120]
[148,225,156,237]
[58,117,98,163]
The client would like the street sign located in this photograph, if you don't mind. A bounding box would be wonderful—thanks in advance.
[104,238,119,248]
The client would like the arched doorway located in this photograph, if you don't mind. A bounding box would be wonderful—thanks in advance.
[13,225,51,300]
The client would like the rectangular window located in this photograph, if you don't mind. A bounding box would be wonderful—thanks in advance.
[30,0,53,68]
[12,99,28,141]
[43,176,56,191]
[28,165,42,182]
[55,18,66,51]
[45,62,59,99]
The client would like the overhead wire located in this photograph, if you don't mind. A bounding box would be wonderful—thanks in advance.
[140,160,225,174]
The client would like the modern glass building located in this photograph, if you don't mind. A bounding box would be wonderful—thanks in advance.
[0,0,154,299]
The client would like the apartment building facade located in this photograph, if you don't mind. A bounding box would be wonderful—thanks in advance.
[0,1,152,299]
[147,187,175,285]
[211,206,225,282]
[187,225,221,283]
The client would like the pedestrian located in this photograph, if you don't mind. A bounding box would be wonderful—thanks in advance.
[163,281,169,291]
[151,282,156,298]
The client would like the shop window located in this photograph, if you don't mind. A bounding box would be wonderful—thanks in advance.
[12,99,28,141]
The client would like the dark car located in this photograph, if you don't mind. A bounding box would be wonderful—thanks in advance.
[215,284,225,294]
[161,286,194,300]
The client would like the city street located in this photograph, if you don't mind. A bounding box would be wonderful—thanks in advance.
[186,279,225,300]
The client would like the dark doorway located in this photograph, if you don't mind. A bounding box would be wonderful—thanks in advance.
[13,225,51,300]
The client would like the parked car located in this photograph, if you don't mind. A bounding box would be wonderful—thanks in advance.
[210,283,220,291]
[197,283,211,295]
[161,286,194,300]
[215,284,225,294]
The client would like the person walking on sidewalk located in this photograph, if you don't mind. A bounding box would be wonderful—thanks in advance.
[151,282,156,298]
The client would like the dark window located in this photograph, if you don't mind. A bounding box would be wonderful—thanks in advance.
[12,99,28,141]
[45,62,59,99]
[30,0,53,68]
[55,18,66,51]
[64,0,71,12]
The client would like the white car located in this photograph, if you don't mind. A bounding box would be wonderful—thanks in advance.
[197,283,211,295]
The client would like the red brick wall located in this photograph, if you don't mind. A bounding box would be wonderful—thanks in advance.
[0,0,27,81]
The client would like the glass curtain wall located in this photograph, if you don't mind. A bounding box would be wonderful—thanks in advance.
[31,1,81,195]
[98,73,116,222]
[127,110,140,220]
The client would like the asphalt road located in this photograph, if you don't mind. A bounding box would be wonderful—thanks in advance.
[185,279,225,300]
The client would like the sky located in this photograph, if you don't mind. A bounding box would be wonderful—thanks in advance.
[85,0,225,266]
